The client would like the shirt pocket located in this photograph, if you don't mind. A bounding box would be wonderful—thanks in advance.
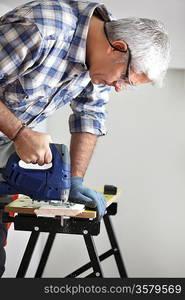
[1,80,30,109]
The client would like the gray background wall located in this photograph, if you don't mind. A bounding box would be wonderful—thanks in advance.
[1,0,185,277]
[44,69,185,278]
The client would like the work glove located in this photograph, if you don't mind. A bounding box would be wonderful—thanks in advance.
[69,177,107,221]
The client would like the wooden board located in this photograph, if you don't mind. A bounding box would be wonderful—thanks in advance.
[4,189,121,219]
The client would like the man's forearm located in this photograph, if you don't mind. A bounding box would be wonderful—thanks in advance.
[0,100,52,165]
[0,100,22,139]
[70,132,97,177]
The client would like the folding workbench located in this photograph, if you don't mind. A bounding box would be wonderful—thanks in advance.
[2,187,128,278]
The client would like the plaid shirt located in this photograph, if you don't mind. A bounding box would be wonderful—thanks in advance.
[0,0,112,141]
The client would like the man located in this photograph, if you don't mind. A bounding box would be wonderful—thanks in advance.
[0,0,170,277]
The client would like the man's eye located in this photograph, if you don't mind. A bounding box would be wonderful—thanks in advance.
[120,73,126,80]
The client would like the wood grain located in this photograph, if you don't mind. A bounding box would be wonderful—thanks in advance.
[4,189,121,219]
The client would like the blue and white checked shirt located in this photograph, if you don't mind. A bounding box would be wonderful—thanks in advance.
[0,0,113,140]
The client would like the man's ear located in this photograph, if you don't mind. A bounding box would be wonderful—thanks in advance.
[112,40,127,52]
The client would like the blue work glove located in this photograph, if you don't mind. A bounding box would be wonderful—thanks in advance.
[69,177,107,221]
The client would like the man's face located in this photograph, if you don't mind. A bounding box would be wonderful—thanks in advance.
[88,49,150,92]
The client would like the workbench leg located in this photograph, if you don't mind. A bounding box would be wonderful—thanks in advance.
[35,232,56,278]
[103,214,128,278]
[16,231,40,278]
[83,234,104,278]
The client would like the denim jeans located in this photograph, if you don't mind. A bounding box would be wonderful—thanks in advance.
[0,223,7,277]
[0,138,15,277]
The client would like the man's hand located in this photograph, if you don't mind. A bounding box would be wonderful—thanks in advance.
[69,177,107,221]
[13,127,52,165]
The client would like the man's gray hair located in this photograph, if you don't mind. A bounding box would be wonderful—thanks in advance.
[105,18,171,86]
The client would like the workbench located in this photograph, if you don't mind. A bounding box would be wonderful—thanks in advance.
[2,187,128,278]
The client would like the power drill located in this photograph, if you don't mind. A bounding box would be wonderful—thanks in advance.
[0,143,71,203]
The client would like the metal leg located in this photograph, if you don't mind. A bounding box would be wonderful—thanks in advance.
[14,203,127,278]
[83,234,104,278]
[103,213,128,278]
[35,232,56,278]
[16,231,40,278]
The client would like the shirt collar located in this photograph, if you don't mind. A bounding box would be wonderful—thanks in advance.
[66,2,112,68]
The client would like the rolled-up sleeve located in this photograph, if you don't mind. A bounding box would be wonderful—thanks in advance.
[69,82,111,136]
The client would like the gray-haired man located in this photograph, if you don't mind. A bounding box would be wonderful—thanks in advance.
[0,0,170,277]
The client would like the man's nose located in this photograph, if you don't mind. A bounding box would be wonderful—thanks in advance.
[112,81,124,92]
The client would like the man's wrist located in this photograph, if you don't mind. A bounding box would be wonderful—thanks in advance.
[12,123,27,141]
[71,171,84,177]
[5,120,22,140]
[12,125,31,143]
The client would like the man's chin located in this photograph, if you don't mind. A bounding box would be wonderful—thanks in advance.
[114,86,123,92]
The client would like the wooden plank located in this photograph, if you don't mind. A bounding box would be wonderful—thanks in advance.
[4,189,121,219]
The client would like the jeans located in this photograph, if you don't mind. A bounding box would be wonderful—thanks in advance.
[0,138,15,277]
[0,223,7,277]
